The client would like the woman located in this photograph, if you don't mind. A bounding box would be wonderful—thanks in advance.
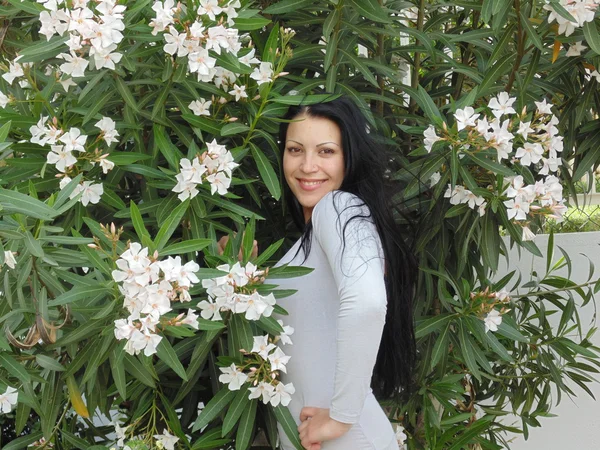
[272,96,417,450]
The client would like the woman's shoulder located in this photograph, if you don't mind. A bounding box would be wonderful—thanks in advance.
[312,190,372,228]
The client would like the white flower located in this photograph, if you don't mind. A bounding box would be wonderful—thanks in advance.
[0,91,9,108]
[515,142,544,166]
[58,127,87,152]
[248,381,274,404]
[423,125,441,152]
[534,99,553,115]
[251,335,276,359]
[46,145,77,172]
[188,48,217,75]
[129,329,163,356]
[0,386,18,413]
[454,106,479,131]
[153,430,179,450]
[429,172,441,187]
[269,382,295,407]
[522,226,536,241]
[59,77,77,91]
[181,309,199,329]
[276,319,294,345]
[72,181,104,206]
[189,99,212,116]
[198,299,222,321]
[516,121,534,140]
[163,26,188,57]
[114,318,137,340]
[150,0,175,35]
[483,309,502,333]
[3,251,17,269]
[206,171,232,196]
[504,197,530,221]
[488,92,517,118]
[268,347,290,373]
[566,41,587,57]
[113,421,129,447]
[99,156,116,174]
[239,48,260,66]
[2,59,24,84]
[229,84,247,101]
[219,363,248,390]
[395,424,407,446]
[250,62,274,85]
[57,52,89,77]
[89,44,123,70]
[197,0,223,21]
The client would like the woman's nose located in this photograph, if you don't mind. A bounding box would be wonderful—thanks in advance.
[300,153,318,172]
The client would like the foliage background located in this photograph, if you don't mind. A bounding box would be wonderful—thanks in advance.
[1,0,600,449]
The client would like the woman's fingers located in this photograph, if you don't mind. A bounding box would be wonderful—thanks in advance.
[217,235,259,261]
[216,235,229,255]
[299,406,318,422]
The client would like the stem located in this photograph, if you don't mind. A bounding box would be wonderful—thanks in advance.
[512,280,596,300]
[408,0,426,115]
[506,0,525,92]
[376,0,385,116]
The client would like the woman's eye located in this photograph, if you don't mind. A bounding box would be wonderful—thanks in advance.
[287,147,301,153]
[320,148,335,154]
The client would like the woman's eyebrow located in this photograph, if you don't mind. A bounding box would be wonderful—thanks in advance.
[317,141,341,147]
[286,139,304,146]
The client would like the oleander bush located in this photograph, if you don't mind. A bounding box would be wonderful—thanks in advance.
[1,1,600,449]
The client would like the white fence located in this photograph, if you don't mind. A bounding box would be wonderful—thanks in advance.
[498,232,600,450]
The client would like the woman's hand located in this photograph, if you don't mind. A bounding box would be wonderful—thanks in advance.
[216,235,258,261]
[298,407,352,450]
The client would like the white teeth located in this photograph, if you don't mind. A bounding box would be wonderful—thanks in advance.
[300,180,324,186]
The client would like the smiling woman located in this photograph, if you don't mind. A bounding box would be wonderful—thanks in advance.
[272,97,417,450]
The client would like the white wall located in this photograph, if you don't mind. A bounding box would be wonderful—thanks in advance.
[497,232,600,450]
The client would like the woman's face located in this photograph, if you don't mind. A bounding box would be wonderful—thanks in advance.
[283,113,345,222]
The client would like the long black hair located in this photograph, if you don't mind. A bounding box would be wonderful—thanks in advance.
[279,96,417,399]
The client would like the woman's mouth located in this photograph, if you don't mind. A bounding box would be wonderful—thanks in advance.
[297,179,327,191]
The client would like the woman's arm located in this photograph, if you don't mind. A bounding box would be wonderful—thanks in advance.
[311,191,387,424]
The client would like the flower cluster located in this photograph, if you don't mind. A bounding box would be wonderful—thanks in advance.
[469,288,511,333]
[428,93,569,237]
[37,0,126,77]
[199,261,275,320]
[112,243,200,356]
[1,251,17,270]
[172,139,239,200]
[30,115,118,206]
[219,332,296,407]
[544,0,600,36]
[0,386,18,414]
[150,0,269,93]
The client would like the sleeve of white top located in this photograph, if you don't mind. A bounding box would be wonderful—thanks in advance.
[311,191,387,424]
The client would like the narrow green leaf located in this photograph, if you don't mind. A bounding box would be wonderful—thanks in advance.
[159,239,212,256]
[23,230,44,257]
[192,388,237,432]
[35,355,65,371]
[0,353,31,382]
[48,284,109,306]
[415,314,454,338]
[583,21,600,55]
[0,188,58,220]
[496,321,528,343]
[348,0,392,23]
[233,17,271,31]
[0,121,11,142]
[262,0,313,13]
[273,405,303,450]
[250,144,281,200]
[123,355,156,388]
[458,322,482,380]
[130,201,153,247]
[154,199,189,251]
[182,114,223,135]
[430,322,451,369]
[115,78,140,113]
[223,385,251,435]
[110,347,127,400]
[235,399,257,450]
[156,337,189,381]
[221,123,251,136]
[470,153,516,177]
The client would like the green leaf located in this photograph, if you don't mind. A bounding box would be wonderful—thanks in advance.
[154,199,189,251]
[16,35,67,63]
[0,188,58,220]
[348,0,392,23]
[221,123,251,136]
[520,12,543,51]
[154,124,184,170]
[0,353,31,382]
[402,85,444,124]
[192,387,237,432]
[338,48,378,87]
[222,385,252,435]
[233,17,271,31]
[130,201,153,248]
[123,355,156,388]
[496,321,528,343]
[583,21,600,55]
[1,432,44,450]
[48,284,109,306]
[110,346,127,400]
[159,239,212,256]
[415,314,454,339]
[251,143,281,200]
[35,355,65,372]
[485,328,513,362]
[262,0,313,14]
[107,152,152,165]
[182,114,223,136]
[267,265,314,279]
[0,121,11,142]
[156,337,189,381]
[272,94,341,106]
[23,230,43,257]
[115,78,140,113]
[197,318,227,331]
[273,405,303,450]
[235,399,257,450]
[430,322,451,369]
[469,153,516,177]
[458,322,482,380]
[478,55,514,96]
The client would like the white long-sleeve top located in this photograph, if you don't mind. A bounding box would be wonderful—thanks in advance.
[272,191,399,450]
